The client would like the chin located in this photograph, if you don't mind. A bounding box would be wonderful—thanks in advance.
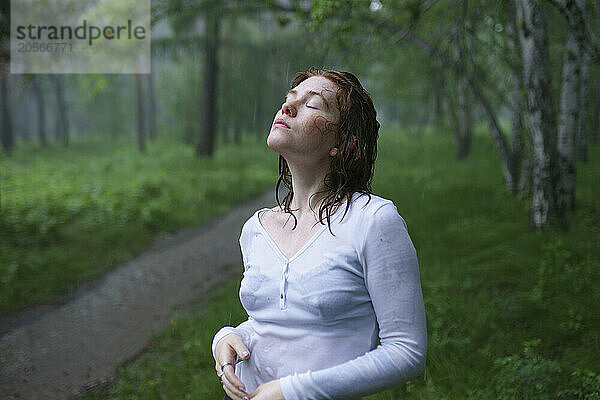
[267,130,287,153]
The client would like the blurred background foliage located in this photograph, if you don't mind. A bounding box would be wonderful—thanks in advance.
[1,0,599,398]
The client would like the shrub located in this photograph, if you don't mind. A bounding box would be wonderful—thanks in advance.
[558,370,600,400]
[494,339,561,400]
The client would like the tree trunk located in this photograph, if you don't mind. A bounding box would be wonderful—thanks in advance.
[222,119,230,144]
[196,8,220,157]
[184,59,195,145]
[557,30,580,211]
[592,62,600,143]
[0,45,13,153]
[54,75,69,146]
[433,77,444,128]
[576,49,589,161]
[233,119,241,144]
[135,73,146,153]
[376,19,517,190]
[185,102,194,145]
[146,70,157,141]
[593,0,600,143]
[32,76,47,146]
[454,0,472,160]
[456,76,472,159]
[445,83,462,149]
[506,0,525,194]
[508,72,524,194]
[517,0,562,228]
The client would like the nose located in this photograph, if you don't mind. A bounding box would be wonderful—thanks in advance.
[281,101,295,117]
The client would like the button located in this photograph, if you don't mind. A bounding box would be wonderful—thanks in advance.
[280,294,284,299]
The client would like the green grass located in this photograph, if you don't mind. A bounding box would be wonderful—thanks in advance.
[49,130,600,399]
[0,134,277,315]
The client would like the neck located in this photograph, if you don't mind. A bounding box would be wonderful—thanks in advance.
[285,157,331,217]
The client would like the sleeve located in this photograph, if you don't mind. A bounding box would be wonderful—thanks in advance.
[211,218,258,360]
[211,318,257,360]
[279,202,427,399]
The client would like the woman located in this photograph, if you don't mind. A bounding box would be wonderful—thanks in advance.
[212,68,427,400]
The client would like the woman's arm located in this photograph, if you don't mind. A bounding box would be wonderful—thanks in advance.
[212,300,258,398]
[211,317,257,359]
[212,221,259,399]
[278,202,427,400]
[212,220,256,359]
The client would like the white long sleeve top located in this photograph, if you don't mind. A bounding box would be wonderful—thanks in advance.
[211,192,427,399]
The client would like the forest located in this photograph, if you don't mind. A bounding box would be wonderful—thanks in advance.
[1,0,599,399]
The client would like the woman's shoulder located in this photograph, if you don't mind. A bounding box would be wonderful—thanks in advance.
[347,192,408,232]
[241,206,270,236]
[348,192,397,216]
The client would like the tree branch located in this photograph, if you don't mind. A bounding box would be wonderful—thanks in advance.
[368,15,513,184]
[547,0,600,62]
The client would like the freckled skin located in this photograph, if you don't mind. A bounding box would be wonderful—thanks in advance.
[267,76,340,164]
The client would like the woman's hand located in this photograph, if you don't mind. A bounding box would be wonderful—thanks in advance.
[214,333,251,400]
[249,380,284,400]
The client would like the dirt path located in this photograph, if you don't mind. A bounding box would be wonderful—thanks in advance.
[0,188,276,400]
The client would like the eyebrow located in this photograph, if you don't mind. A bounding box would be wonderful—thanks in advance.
[286,89,331,110]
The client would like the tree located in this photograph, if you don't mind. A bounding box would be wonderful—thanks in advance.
[506,0,528,193]
[32,76,47,146]
[575,0,590,161]
[556,0,583,211]
[135,73,146,152]
[516,0,562,228]
[593,0,600,144]
[53,75,70,146]
[146,66,157,141]
[0,43,11,153]
[196,2,221,157]
[0,1,12,153]
[453,0,473,160]
[306,0,530,193]
[548,0,600,62]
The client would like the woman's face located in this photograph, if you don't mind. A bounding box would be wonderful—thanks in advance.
[267,76,340,164]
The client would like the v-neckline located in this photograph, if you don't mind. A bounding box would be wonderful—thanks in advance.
[255,202,347,263]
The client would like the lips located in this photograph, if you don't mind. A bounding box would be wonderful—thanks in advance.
[273,118,290,129]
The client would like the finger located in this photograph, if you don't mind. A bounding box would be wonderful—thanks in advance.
[215,359,229,378]
[223,383,244,400]
[217,343,239,366]
[215,334,241,364]
[223,365,248,395]
[222,371,249,400]
[228,336,251,360]
[216,347,237,374]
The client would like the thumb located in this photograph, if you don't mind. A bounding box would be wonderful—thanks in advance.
[230,336,250,360]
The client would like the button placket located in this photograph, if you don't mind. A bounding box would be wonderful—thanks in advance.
[280,261,289,309]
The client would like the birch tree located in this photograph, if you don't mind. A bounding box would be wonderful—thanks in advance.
[506,0,527,193]
[557,13,581,212]
[516,0,562,228]
[576,41,589,162]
